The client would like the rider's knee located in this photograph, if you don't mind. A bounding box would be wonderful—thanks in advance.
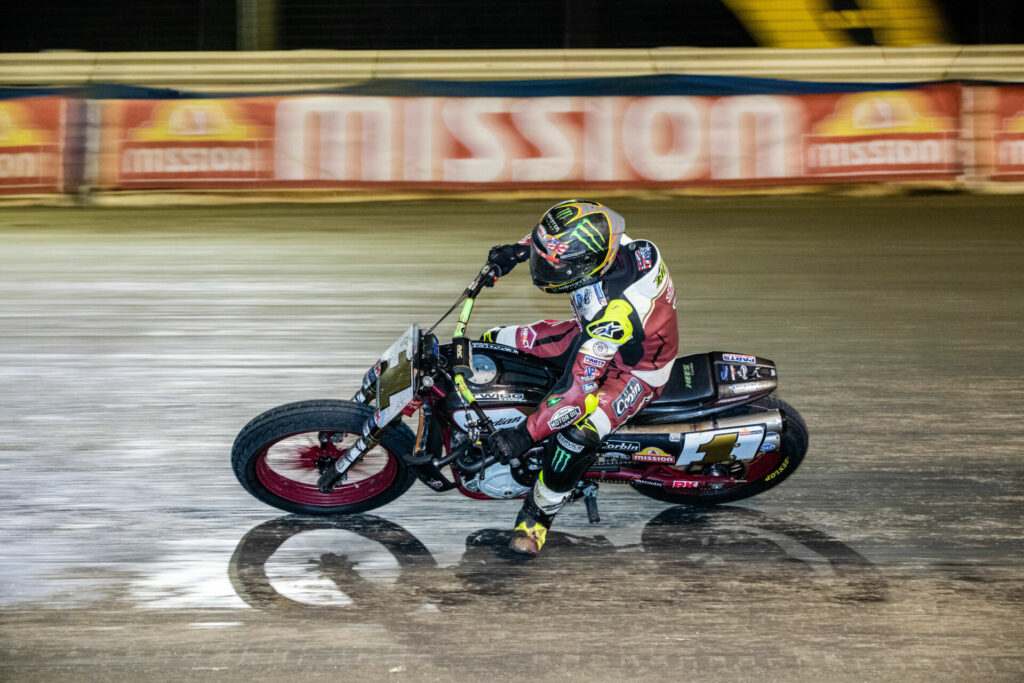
[541,419,601,492]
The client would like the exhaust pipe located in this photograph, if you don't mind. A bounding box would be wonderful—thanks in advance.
[611,410,783,465]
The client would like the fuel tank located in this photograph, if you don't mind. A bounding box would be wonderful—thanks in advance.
[443,341,560,431]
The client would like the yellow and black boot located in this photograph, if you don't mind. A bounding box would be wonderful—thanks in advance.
[508,479,569,556]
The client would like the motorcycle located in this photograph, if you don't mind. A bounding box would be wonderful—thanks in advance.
[231,263,808,520]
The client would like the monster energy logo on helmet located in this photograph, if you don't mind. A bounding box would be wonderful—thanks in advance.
[529,200,627,294]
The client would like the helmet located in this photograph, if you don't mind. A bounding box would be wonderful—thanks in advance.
[529,200,626,293]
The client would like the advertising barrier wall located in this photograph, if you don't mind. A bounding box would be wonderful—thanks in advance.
[0,97,69,195]
[0,78,1021,197]
[96,84,962,191]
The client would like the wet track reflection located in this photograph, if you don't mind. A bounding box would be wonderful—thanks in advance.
[228,507,887,617]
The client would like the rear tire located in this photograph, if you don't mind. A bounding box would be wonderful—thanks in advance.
[632,395,808,507]
[231,399,417,516]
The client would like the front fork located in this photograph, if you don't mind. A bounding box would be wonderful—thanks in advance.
[317,365,394,493]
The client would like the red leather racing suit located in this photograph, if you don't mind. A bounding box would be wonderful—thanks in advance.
[490,236,679,445]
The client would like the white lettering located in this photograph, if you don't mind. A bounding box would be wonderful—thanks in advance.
[0,152,39,178]
[709,96,794,179]
[121,147,254,175]
[806,138,950,169]
[442,98,507,182]
[510,98,575,181]
[583,98,615,181]
[998,139,1024,166]
[622,97,704,181]
[274,97,393,181]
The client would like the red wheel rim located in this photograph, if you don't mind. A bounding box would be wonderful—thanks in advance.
[255,431,399,507]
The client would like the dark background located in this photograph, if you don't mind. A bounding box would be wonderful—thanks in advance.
[1,0,1020,52]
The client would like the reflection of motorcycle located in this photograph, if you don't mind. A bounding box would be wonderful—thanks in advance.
[231,264,808,517]
[227,507,885,615]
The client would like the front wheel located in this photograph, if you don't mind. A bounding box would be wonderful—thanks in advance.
[231,399,417,515]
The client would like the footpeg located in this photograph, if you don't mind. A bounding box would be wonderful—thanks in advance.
[583,485,600,523]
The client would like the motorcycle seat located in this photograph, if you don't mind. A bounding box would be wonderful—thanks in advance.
[647,353,715,407]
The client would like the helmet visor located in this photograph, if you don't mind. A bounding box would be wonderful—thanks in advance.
[529,236,600,290]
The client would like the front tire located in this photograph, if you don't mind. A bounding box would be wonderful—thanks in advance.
[231,399,417,516]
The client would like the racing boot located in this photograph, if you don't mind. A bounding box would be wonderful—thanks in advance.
[508,476,570,557]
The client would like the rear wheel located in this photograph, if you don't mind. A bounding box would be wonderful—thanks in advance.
[631,395,808,507]
[231,399,416,515]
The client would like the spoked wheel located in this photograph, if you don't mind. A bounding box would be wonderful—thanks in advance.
[630,395,808,507]
[232,400,416,515]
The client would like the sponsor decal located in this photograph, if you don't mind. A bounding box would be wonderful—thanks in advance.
[518,326,537,350]
[475,392,525,402]
[426,478,446,489]
[719,365,729,381]
[453,409,525,430]
[669,433,682,442]
[671,480,700,489]
[760,443,776,452]
[682,362,694,389]
[634,245,653,271]
[602,440,641,452]
[612,378,644,417]
[594,282,608,306]
[723,353,757,364]
[803,91,956,177]
[632,478,663,487]
[589,320,625,341]
[545,237,569,254]
[556,432,585,453]
[583,365,600,379]
[765,456,790,481]
[592,341,610,356]
[547,396,563,407]
[738,365,749,380]
[582,355,606,368]
[654,262,667,287]
[675,425,765,466]
[631,447,675,464]
[582,381,598,394]
[547,405,582,430]
[551,446,573,472]
[473,342,519,353]
[728,381,773,395]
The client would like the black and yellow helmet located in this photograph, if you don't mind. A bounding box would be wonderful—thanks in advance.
[529,200,626,293]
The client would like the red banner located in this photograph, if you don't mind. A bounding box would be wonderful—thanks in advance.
[0,97,67,195]
[988,86,1024,181]
[96,85,963,191]
[99,99,274,188]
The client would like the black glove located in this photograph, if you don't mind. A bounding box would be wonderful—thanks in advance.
[486,422,533,465]
[487,243,530,277]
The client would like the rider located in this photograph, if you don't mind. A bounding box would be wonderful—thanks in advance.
[484,200,679,556]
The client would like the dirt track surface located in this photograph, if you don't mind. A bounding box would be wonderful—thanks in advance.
[1,196,1022,681]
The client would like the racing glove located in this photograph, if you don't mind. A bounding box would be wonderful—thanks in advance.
[487,243,530,277]
[486,422,533,465]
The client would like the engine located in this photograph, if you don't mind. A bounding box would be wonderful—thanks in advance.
[460,461,531,499]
